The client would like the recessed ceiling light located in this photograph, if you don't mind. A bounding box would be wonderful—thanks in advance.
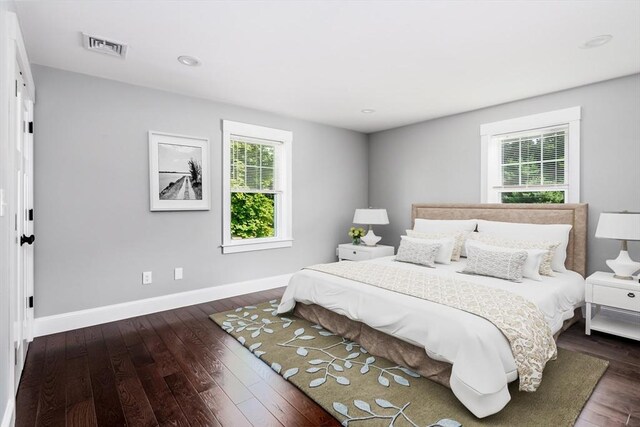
[580,35,613,49]
[361,109,376,114]
[177,55,201,66]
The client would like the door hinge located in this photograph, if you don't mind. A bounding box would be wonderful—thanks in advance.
[28,121,33,134]
[15,80,17,97]
[28,296,33,309]
[28,209,34,221]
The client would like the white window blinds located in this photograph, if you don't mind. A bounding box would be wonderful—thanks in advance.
[230,135,278,193]
[496,125,567,189]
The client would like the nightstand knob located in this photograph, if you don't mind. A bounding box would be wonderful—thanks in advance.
[628,292,636,298]
[353,251,357,255]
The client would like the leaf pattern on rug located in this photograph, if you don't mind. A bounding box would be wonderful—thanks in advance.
[333,398,461,427]
[222,299,292,338]
[223,302,420,390]
[213,301,462,427]
[277,327,419,389]
[211,301,607,427]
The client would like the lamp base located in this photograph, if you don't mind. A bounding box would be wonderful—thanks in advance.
[361,229,381,247]
[606,250,640,280]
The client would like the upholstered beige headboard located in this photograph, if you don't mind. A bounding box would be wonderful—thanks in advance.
[411,203,588,277]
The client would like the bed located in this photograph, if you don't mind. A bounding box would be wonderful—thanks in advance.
[277,203,588,418]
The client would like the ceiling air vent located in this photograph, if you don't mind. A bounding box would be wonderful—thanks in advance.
[82,33,128,58]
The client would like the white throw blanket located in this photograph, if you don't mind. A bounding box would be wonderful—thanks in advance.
[305,261,557,392]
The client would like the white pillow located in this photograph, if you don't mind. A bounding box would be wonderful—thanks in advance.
[476,220,572,273]
[468,233,559,276]
[406,229,466,261]
[466,240,547,281]
[413,219,477,257]
[403,235,455,265]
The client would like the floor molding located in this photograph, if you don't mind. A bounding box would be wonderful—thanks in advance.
[33,273,292,337]
[1,398,14,427]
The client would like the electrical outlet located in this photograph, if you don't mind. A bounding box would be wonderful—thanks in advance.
[142,271,152,285]
[174,267,183,280]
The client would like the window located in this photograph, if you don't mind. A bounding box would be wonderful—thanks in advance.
[222,120,292,253]
[480,107,580,204]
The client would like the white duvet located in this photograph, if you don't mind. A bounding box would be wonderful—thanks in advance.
[277,256,584,418]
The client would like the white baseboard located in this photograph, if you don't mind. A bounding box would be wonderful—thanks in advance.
[34,273,292,337]
[1,398,14,427]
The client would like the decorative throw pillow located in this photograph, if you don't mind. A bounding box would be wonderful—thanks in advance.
[396,237,441,268]
[468,233,560,276]
[406,230,468,261]
[476,220,572,273]
[413,219,477,257]
[465,240,547,281]
[402,235,455,265]
[461,241,528,282]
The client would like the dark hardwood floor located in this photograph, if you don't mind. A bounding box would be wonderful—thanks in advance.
[15,288,640,427]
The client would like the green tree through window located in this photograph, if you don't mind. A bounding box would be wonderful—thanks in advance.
[230,140,276,239]
[501,191,565,204]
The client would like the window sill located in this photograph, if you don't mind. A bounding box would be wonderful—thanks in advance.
[222,239,293,254]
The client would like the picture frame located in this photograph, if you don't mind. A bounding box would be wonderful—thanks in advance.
[149,131,210,211]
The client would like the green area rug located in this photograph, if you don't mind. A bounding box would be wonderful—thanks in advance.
[210,301,608,427]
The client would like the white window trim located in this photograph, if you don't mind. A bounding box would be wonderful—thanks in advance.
[480,106,581,204]
[222,120,293,254]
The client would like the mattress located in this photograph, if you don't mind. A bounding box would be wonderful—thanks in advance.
[277,256,585,418]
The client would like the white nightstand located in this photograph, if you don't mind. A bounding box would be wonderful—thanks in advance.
[585,271,640,341]
[337,243,395,261]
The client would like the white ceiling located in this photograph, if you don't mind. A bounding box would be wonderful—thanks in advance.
[14,0,640,133]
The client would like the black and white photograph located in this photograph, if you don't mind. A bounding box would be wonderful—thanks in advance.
[149,131,210,211]
[158,143,203,201]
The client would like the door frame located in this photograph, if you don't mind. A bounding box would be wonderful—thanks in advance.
[4,10,36,399]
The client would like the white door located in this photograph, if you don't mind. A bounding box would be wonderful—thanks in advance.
[24,97,35,344]
[13,65,34,391]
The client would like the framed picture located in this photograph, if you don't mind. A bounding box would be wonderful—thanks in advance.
[149,131,210,211]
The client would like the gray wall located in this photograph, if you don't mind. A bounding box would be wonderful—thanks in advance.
[369,74,640,275]
[33,65,368,317]
[33,66,640,319]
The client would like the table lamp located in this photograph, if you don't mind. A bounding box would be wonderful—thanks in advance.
[595,211,640,280]
[353,208,389,247]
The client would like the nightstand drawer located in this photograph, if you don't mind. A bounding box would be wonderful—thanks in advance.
[592,284,640,312]
[338,247,372,261]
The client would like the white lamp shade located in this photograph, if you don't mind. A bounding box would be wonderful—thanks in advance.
[353,208,389,225]
[595,212,640,241]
